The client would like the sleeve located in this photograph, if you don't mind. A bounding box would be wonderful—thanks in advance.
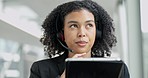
[29,62,41,78]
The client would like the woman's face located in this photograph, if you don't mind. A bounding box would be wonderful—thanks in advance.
[64,9,96,54]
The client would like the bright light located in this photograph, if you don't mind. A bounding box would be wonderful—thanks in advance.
[5,70,20,77]
[0,53,20,62]
[0,53,13,61]
[141,0,148,33]
[13,54,20,62]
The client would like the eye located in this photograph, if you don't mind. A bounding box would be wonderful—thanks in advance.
[86,23,94,28]
[69,24,78,28]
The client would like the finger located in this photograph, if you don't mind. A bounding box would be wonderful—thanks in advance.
[72,53,86,58]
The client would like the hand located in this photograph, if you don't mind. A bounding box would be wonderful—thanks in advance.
[68,52,87,58]
[60,70,65,78]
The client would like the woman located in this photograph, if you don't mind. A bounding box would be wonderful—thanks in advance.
[29,0,130,78]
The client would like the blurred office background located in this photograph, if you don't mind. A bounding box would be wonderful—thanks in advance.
[0,0,147,78]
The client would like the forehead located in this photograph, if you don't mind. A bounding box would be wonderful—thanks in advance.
[64,9,94,22]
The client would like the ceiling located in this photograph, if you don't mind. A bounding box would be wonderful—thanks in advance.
[0,0,118,47]
[21,0,118,24]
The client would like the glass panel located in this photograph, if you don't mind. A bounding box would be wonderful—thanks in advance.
[0,39,44,78]
[140,0,148,78]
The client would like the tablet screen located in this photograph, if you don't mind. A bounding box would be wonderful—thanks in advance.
[65,58,123,78]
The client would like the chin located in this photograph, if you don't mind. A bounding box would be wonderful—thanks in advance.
[74,50,90,54]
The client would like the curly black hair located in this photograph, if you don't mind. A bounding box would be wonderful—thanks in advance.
[40,0,117,58]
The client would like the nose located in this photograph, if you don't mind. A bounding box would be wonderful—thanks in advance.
[78,28,86,37]
[78,34,86,37]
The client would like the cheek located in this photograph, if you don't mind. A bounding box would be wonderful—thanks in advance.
[89,29,96,38]
[91,35,96,42]
[89,30,96,44]
[64,30,75,43]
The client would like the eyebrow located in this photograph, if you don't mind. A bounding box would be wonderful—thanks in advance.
[67,21,78,24]
[85,20,94,23]
[67,20,94,24]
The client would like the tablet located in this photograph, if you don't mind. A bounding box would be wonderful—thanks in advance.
[65,58,123,78]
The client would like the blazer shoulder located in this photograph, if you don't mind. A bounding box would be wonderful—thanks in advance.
[34,59,51,64]
[32,58,58,68]
[30,58,60,78]
[120,61,130,78]
[35,52,67,65]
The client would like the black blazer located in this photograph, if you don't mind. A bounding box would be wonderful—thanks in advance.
[29,53,130,78]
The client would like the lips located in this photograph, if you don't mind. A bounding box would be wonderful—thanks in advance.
[76,41,87,47]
